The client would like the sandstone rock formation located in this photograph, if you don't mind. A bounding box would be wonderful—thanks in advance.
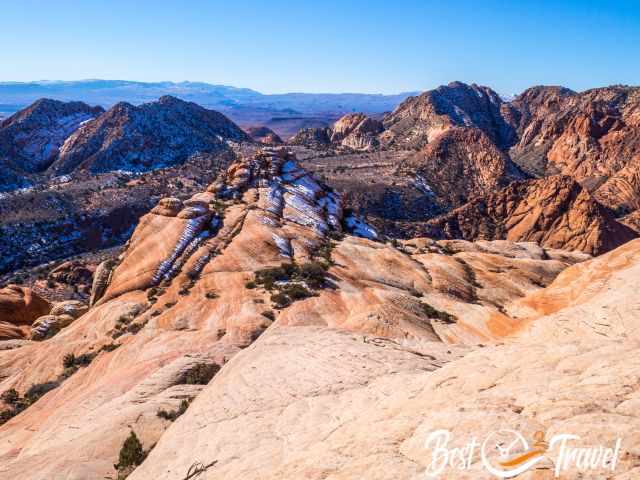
[290,113,383,151]
[131,239,640,479]
[0,149,594,479]
[330,113,384,151]
[0,286,51,340]
[426,175,636,255]
[244,126,283,145]
[288,126,331,148]
[380,81,517,149]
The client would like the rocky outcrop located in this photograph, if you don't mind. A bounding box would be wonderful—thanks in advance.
[0,148,595,479]
[288,126,331,148]
[329,113,383,151]
[402,127,525,208]
[381,81,517,149]
[289,113,383,151]
[509,85,640,186]
[0,286,51,340]
[51,95,250,174]
[129,239,640,480]
[244,126,283,145]
[426,175,637,255]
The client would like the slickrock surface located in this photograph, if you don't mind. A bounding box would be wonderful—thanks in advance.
[130,240,640,480]
[0,149,595,479]
[51,95,249,174]
[426,175,637,255]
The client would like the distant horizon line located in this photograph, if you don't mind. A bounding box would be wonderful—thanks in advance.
[0,78,423,97]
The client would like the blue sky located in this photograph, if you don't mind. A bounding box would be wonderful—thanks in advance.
[1,0,638,94]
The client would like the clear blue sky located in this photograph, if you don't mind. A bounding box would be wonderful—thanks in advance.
[1,0,638,95]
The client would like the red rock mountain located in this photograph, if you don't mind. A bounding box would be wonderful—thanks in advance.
[401,127,525,208]
[426,175,636,255]
[380,81,517,149]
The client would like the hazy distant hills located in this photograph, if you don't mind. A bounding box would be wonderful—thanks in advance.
[0,80,417,136]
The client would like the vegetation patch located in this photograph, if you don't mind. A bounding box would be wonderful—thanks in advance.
[157,398,191,422]
[0,342,121,425]
[1,381,60,425]
[421,303,457,324]
[182,363,220,385]
[114,430,150,480]
[252,261,330,308]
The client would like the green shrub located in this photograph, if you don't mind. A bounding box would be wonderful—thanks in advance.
[205,291,219,299]
[281,283,313,300]
[114,430,147,479]
[1,388,19,405]
[298,262,327,288]
[100,343,120,353]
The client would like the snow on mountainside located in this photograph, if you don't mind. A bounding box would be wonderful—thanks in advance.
[0,99,104,172]
[51,95,249,174]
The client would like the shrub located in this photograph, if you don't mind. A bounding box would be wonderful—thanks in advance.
[254,265,290,290]
[281,283,313,300]
[100,343,120,353]
[62,353,76,369]
[127,323,143,334]
[1,388,19,405]
[205,291,218,299]
[244,281,256,289]
[182,363,219,385]
[25,381,60,404]
[298,262,327,289]
[157,399,191,422]
[114,430,147,479]
[261,310,275,321]
[270,292,291,308]
[421,303,457,324]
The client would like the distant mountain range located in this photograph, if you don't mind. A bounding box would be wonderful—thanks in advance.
[0,80,417,136]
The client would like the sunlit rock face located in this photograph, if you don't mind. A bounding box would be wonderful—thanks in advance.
[3,147,635,480]
[426,174,637,255]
